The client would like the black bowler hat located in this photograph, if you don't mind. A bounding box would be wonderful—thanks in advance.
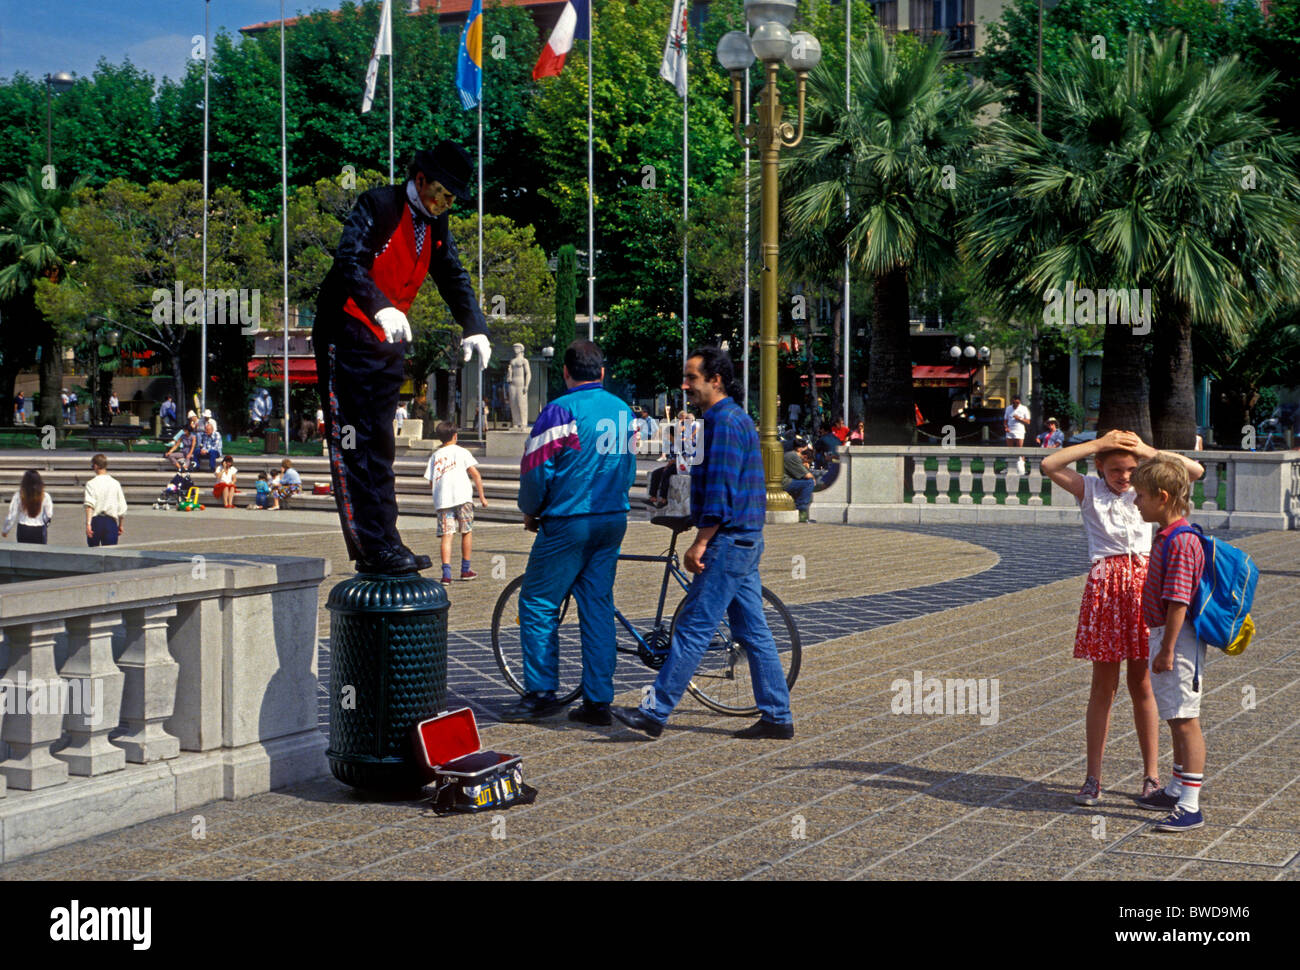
[411,141,474,201]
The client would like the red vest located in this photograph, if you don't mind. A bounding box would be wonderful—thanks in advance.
[344,203,438,341]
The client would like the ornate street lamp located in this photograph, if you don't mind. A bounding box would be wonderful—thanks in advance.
[717,0,821,519]
[44,71,75,171]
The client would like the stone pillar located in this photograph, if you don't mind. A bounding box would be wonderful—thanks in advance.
[57,612,126,776]
[117,605,180,763]
[0,619,70,790]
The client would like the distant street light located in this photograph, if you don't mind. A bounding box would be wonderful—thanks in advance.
[44,71,75,170]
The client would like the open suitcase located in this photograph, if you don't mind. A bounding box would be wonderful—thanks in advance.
[414,708,537,813]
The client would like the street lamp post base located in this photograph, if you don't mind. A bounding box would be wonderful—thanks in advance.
[766,487,797,524]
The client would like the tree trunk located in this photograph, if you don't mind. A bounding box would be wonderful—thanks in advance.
[1149,297,1197,450]
[0,364,15,428]
[1096,320,1151,441]
[170,351,186,424]
[37,320,63,427]
[867,265,915,445]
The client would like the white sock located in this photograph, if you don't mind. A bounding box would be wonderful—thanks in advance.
[1178,772,1203,812]
[1165,764,1183,799]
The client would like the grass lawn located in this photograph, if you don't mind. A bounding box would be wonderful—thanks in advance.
[0,431,323,457]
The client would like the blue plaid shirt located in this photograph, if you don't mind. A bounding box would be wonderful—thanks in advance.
[691,396,765,532]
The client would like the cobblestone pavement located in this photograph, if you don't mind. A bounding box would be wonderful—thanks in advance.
[3,515,1297,881]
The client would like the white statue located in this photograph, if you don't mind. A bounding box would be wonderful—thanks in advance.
[506,343,531,429]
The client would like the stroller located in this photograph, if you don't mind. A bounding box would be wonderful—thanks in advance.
[154,461,197,510]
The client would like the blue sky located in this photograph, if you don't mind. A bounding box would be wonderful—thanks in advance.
[0,1,323,84]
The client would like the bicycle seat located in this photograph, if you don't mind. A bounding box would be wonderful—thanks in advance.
[650,514,695,534]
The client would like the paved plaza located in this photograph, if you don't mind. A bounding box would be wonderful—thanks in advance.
[2,507,1298,881]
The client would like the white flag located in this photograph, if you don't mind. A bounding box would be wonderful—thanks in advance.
[361,0,393,114]
[660,0,688,98]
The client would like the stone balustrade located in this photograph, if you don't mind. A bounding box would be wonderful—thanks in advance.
[0,547,329,862]
[812,447,1300,530]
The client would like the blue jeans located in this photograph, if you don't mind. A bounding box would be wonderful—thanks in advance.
[646,530,792,725]
[786,478,814,511]
[518,512,627,704]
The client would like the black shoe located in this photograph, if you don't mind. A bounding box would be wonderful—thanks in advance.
[732,719,794,740]
[568,700,612,726]
[356,546,418,576]
[397,544,433,570]
[499,692,564,723]
[610,706,664,738]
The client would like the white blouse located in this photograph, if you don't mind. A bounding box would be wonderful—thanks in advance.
[5,491,53,532]
[1078,475,1151,561]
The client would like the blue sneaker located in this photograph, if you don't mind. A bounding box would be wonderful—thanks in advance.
[1153,806,1204,832]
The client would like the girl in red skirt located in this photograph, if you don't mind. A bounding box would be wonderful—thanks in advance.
[1043,430,1174,807]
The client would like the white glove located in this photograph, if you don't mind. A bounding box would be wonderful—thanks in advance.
[462,332,492,367]
[375,307,412,343]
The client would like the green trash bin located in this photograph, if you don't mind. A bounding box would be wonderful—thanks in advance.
[326,572,450,791]
[264,428,282,454]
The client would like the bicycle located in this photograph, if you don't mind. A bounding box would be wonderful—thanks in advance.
[491,515,801,716]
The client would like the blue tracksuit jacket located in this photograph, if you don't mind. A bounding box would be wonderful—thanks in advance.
[517,382,637,518]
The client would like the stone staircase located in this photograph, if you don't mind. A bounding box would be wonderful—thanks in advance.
[0,448,659,525]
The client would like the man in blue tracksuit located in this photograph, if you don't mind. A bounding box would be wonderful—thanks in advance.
[503,340,638,723]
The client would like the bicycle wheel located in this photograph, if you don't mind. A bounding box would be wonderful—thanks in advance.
[673,585,801,716]
[490,575,584,705]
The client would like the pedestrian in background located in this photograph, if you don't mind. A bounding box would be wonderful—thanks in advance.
[3,469,53,544]
[424,420,487,584]
[84,454,127,547]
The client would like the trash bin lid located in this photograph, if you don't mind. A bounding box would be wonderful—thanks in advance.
[326,572,450,615]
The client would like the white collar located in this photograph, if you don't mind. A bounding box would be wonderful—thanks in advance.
[406,180,434,220]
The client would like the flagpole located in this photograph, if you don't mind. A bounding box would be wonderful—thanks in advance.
[842,0,850,428]
[201,0,210,416]
[477,100,483,302]
[281,0,291,454]
[681,55,688,414]
[388,17,394,185]
[742,24,751,415]
[586,4,595,341]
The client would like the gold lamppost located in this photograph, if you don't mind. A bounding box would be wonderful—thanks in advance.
[717,2,821,520]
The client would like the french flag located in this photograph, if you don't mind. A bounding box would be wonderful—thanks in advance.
[533,0,590,80]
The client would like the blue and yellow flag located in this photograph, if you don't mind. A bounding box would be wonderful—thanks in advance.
[456,0,483,110]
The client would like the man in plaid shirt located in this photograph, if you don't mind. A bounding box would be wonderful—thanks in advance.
[613,347,795,740]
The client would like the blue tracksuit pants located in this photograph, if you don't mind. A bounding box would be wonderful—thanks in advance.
[518,512,627,704]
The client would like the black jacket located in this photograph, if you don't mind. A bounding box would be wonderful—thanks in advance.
[316,183,488,338]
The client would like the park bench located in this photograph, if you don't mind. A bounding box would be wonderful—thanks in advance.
[77,425,147,452]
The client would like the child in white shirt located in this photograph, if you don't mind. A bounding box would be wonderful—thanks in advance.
[424,421,487,584]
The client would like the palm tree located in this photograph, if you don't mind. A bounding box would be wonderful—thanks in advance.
[0,168,88,427]
[783,27,1000,444]
[966,32,1300,448]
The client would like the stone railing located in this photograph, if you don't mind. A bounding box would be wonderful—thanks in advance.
[812,446,1300,530]
[0,546,329,862]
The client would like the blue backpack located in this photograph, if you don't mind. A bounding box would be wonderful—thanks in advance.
[1161,524,1258,658]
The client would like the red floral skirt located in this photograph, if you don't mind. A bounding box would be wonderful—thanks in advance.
[1074,554,1149,662]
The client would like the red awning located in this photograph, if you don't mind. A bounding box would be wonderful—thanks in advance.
[912,365,978,388]
[248,358,317,384]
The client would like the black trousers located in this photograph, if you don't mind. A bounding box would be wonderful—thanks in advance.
[313,311,406,563]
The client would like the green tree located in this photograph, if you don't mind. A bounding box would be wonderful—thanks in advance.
[965,32,1300,448]
[0,167,88,426]
[599,296,710,399]
[552,243,577,396]
[36,179,274,425]
[784,27,1000,444]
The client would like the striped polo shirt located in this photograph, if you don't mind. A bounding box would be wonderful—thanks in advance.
[1142,518,1206,629]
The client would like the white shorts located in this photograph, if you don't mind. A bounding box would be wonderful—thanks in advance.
[1147,622,1206,720]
